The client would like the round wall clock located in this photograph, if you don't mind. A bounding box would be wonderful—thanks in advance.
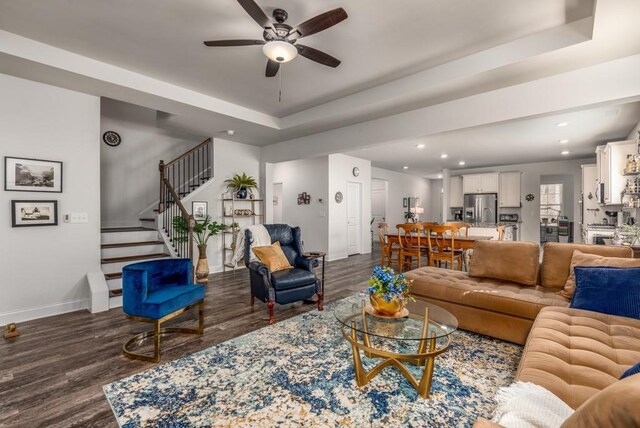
[335,191,343,203]
[352,167,360,177]
[102,131,121,147]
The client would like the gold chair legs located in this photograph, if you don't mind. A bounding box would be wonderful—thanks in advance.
[123,300,205,363]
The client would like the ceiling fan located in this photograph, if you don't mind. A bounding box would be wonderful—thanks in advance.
[204,0,347,77]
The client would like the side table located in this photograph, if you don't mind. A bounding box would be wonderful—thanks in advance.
[302,251,326,310]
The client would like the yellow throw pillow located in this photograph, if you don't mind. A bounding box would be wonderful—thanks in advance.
[560,250,640,299]
[252,241,293,272]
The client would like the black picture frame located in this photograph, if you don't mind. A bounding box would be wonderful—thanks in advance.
[5,156,63,193]
[11,200,58,227]
[403,198,408,208]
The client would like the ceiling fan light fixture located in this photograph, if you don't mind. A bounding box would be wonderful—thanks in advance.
[262,41,298,63]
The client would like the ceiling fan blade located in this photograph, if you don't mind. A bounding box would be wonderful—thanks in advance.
[296,44,341,68]
[204,40,266,47]
[289,8,347,39]
[266,59,280,77]
[236,0,274,31]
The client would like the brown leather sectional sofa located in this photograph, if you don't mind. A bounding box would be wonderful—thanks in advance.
[405,241,640,425]
[405,241,633,344]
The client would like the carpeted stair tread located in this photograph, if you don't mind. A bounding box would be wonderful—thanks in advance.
[101,253,169,264]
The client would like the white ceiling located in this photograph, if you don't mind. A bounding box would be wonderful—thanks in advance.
[0,0,639,169]
[347,101,640,177]
[0,0,594,117]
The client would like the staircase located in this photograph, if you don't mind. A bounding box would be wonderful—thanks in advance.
[90,138,213,312]
[100,226,170,307]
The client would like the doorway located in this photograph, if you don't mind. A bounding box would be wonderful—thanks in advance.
[371,178,388,241]
[273,182,283,224]
[347,181,362,255]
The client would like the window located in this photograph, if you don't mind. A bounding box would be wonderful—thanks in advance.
[540,184,563,220]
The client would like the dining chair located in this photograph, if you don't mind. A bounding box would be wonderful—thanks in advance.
[378,222,401,270]
[496,225,506,241]
[426,224,464,270]
[446,222,471,270]
[396,223,425,272]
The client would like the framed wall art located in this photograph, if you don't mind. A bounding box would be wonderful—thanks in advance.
[192,201,208,221]
[5,157,63,193]
[11,200,58,227]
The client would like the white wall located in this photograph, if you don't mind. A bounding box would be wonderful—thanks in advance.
[181,138,261,272]
[100,98,206,227]
[371,167,430,230]
[451,157,593,242]
[0,73,101,324]
[272,157,329,253]
[627,119,640,140]
[328,154,372,261]
[427,179,443,222]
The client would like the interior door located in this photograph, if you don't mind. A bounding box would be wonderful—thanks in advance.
[371,179,387,241]
[347,181,362,255]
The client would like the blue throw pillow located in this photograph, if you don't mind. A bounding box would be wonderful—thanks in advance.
[621,362,640,379]
[570,266,640,319]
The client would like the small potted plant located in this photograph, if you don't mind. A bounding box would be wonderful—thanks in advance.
[224,172,258,199]
[621,224,640,246]
[367,266,414,316]
[173,215,227,283]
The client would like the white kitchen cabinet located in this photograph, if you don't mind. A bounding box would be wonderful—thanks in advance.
[596,140,634,205]
[449,176,463,207]
[462,173,499,194]
[499,172,521,207]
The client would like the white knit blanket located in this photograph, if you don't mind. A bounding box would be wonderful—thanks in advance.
[230,224,271,266]
[492,381,574,428]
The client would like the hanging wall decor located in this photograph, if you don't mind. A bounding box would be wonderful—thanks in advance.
[297,192,311,205]
[11,200,58,227]
[5,157,63,193]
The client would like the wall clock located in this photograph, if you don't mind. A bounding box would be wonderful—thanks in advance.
[102,131,121,147]
[525,193,535,202]
[352,167,360,177]
[335,191,343,203]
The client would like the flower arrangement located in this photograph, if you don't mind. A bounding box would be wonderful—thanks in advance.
[367,266,413,302]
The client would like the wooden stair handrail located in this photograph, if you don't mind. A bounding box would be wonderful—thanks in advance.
[165,138,212,168]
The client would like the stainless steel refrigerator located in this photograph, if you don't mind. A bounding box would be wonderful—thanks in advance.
[464,193,498,224]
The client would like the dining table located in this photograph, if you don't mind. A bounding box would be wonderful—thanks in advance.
[385,233,493,251]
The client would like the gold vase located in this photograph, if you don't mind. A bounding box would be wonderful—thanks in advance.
[195,244,209,283]
[369,293,406,316]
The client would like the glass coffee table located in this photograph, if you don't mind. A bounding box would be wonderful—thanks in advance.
[334,298,458,398]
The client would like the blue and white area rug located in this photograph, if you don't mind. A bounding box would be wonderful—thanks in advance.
[104,296,522,427]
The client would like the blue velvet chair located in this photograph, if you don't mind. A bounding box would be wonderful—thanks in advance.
[122,258,205,363]
[245,224,322,324]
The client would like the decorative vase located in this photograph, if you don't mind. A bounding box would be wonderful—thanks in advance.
[195,244,209,283]
[236,187,248,199]
[369,293,406,316]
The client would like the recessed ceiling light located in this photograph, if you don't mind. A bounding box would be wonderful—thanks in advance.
[556,122,569,127]
[403,166,409,170]
[559,139,569,144]
[458,161,466,166]
[416,144,425,149]
[440,154,448,159]
[226,129,235,135]
[561,150,570,155]
[437,174,443,178]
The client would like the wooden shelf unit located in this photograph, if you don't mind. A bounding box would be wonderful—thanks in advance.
[221,193,264,272]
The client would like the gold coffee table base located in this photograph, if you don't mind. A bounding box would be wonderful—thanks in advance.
[340,302,451,399]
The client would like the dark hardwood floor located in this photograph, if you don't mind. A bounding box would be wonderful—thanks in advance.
[0,250,380,427]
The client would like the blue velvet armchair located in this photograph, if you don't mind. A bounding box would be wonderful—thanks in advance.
[122,258,205,363]
[245,224,322,324]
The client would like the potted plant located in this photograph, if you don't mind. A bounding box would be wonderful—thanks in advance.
[224,172,258,199]
[173,215,227,283]
[621,224,640,246]
[367,266,414,316]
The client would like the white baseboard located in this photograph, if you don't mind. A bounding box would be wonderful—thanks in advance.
[328,252,348,262]
[0,299,89,325]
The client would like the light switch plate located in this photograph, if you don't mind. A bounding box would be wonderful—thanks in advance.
[69,212,89,223]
